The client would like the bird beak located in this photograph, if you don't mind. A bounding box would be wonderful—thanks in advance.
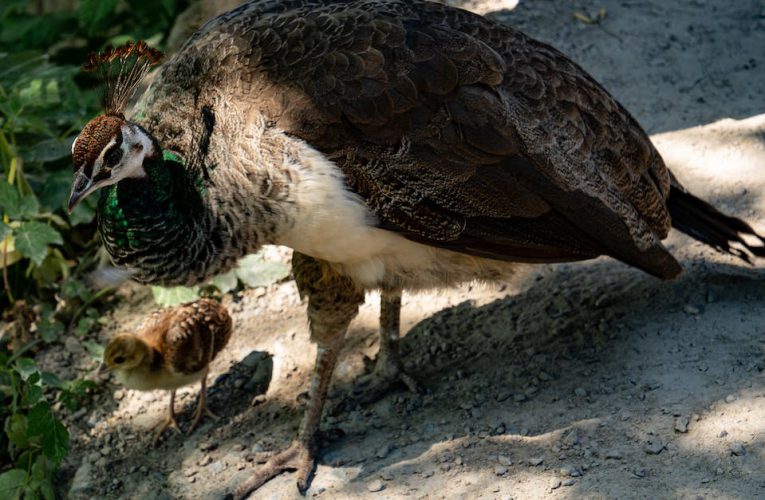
[68,170,93,213]
[96,362,111,375]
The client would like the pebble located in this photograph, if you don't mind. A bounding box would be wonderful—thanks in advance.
[69,461,93,494]
[199,441,217,452]
[718,430,728,438]
[198,455,213,466]
[574,387,587,397]
[560,464,580,477]
[454,456,463,466]
[729,443,746,456]
[550,478,562,490]
[367,479,384,492]
[497,455,513,466]
[605,449,623,459]
[674,416,690,433]
[529,457,544,466]
[683,305,700,315]
[376,444,392,459]
[494,465,509,476]
[725,394,737,403]
[514,393,528,402]
[561,478,577,487]
[380,470,394,481]
[495,390,513,402]
[644,441,665,455]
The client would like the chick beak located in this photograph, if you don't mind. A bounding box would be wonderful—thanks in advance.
[68,171,93,213]
[96,362,111,376]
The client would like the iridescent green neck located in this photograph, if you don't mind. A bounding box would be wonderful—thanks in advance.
[97,149,211,283]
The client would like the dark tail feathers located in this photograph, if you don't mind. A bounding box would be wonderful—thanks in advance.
[668,185,765,263]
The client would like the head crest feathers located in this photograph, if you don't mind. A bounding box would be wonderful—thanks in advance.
[83,41,163,117]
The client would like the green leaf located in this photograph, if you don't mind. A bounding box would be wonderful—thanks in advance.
[82,341,104,361]
[0,222,9,242]
[36,319,64,343]
[22,137,73,163]
[151,285,199,307]
[5,413,29,448]
[39,372,61,389]
[0,183,21,218]
[13,221,62,265]
[79,0,119,35]
[26,402,68,464]
[208,269,238,293]
[14,358,37,381]
[0,469,26,500]
[235,254,291,288]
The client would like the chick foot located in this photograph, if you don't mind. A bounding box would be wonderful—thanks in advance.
[188,374,217,434]
[153,390,182,446]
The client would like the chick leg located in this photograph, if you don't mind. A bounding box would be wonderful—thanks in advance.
[153,390,181,445]
[188,369,217,434]
[353,291,424,401]
[232,252,364,498]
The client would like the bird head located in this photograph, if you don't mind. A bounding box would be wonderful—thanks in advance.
[69,41,163,212]
[101,333,151,373]
[68,115,156,212]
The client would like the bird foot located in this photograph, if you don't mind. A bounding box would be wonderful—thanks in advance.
[153,414,181,446]
[233,440,315,499]
[188,398,217,435]
[352,354,425,404]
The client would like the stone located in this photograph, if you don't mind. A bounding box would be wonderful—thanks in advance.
[69,461,93,495]
[367,479,384,492]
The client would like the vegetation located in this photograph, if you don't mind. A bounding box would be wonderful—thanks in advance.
[0,1,183,497]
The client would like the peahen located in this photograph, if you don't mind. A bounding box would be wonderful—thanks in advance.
[68,1,765,497]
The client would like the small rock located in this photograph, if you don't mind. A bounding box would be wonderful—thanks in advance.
[69,461,93,494]
[674,416,690,433]
[494,465,509,476]
[380,470,394,481]
[574,387,587,397]
[560,464,580,477]
[550,478,562,490]
[644,441,665,455]
[497,455,513,466]
[454,456,463,466]
[198,455,213,466]
[725,394,737,404]
[529,457,544,466]
[113,389,125,401]
[605,449,623,459]
[683,305,700,315]
[199,441,217,452]
[718,430,728,438]
[562,478,576,487]
[183,469,198,478]
[514,393,528,402]
[495,390,513,402]
[376,444,392,459]
[367,479,384,492]
[729,443,746,456]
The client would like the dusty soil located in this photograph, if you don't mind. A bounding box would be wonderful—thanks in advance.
[51,0,765,498]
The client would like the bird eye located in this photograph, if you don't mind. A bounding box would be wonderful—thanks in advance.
[114,356,126,364]
[104,146,123,168]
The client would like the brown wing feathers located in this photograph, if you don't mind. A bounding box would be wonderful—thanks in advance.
[142,299,232,376]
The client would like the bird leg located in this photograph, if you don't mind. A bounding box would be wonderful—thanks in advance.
[353,291,424,402]
[188,369,216,434]
[232,252,364,498]
[153,389,181,446]
[234,340,342,498]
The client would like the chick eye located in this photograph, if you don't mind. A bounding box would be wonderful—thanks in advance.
[104,146,123,168]
[113,356,126,364]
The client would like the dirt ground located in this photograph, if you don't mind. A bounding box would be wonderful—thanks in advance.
[51,0,765,498]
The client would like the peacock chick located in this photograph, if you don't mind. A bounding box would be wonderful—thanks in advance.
[101,298,232,444]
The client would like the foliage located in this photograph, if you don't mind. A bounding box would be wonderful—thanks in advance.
[0,0,184,496]
[152,250,292,306]
[0,351,97,499]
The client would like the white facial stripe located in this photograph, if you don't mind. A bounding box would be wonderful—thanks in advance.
[93,136,119,175]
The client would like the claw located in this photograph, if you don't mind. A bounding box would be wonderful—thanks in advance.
[153,413,181,446]
[234,441,315,499]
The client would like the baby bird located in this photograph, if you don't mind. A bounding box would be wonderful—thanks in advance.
[101,298,232,444]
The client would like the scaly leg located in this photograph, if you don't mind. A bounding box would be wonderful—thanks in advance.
[153,390,181,446]
[233,340,342,498]
[232,252,365,498]
[353,290,424,401]
[188,369,217,434]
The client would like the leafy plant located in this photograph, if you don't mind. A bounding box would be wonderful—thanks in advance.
[152,250,292,306]
[0,352,96,499]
